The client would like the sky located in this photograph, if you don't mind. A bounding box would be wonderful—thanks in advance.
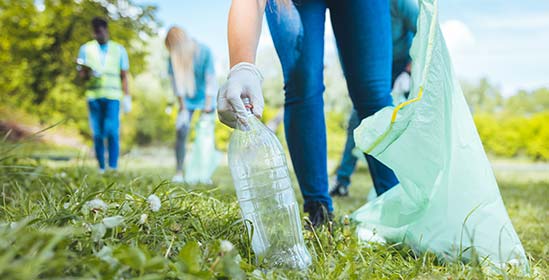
[135,0,549,96]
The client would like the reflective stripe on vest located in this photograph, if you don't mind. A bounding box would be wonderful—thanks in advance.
[84,41,123,100]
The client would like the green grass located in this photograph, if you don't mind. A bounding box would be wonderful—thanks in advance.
[0,146,547,279]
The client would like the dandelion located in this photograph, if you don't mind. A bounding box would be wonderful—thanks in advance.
[220,240,234,253]
[84,198,108,213]
[139,213,148,224]
[147,194,161,212]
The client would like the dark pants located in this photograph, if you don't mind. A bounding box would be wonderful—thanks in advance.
[175,110,194,172]
[266,0,399,212]
[88,98,120,169]
[336,59,410,192]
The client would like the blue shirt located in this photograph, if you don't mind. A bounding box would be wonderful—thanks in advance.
[168,43,216,110]
[78,41,129,71]
[391,0,419,63]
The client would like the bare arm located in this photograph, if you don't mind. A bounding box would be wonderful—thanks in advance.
[228,0,267,67]
[121,70,130,96]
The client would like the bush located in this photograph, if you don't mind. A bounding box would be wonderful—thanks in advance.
[474,112,549,161]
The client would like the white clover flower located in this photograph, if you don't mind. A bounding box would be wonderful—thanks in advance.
[63,203,71,209]
[220,240,234,253]
[147,194,161,212]
[84,198,108,213]
[139,213,148,224]
[102,216,124,228]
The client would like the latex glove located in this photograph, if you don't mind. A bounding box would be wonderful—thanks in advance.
[122,95,132,113]
[176,109,190,130]
[217,62,263,128]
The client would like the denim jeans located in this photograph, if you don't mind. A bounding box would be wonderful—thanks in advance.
[336,59,411,191]
[88,98,120,169]
[266,0,399,212]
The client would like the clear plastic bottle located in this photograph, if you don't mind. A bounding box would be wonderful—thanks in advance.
[228,98,312,269]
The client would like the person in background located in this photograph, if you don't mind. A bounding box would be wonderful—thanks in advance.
[165,26,217,183]
[77,17,131,174]
[391,62,412,104]
[218,0,400,227]
[330,0,418,197]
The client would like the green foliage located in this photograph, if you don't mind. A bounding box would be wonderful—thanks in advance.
[474,112,549,161]
[0,0,158,147]
[505,88,549,115]
[462,78,504,114]
[463,79,549,161]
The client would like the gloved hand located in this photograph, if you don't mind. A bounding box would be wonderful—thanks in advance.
[217,62,263,128]
[176,108,190,130]
[122,95,132,113]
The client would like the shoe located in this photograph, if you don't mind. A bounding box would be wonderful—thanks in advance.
[304,201,333,230]
[98,168,105,175]
[329,182,349,197]
[172,174,184,183]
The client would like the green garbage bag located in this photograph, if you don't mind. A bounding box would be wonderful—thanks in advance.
[351,0,528,273]
[184,113,220,184]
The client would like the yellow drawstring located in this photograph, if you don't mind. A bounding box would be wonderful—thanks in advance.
[391,87,424,123]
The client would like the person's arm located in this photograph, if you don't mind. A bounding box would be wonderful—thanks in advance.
[120,46,130,96]
[204,47,217,113]
[177,95,185,112]
[217,0,266,128]
[77,46,90,81]
[228,0,266,66]
[168,59,186,112]
[121,70,130,96]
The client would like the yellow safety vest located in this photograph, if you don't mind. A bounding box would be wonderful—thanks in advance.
[83,40,123,100]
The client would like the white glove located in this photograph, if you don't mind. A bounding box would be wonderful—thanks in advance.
[176,109,190,130]
[122,95,132,113]
[217,62,263,128]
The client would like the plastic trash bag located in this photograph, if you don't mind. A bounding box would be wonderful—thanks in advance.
[351,0,528,273]
[184,113,220,184]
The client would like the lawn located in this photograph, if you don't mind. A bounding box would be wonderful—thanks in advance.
[0,145,547,279]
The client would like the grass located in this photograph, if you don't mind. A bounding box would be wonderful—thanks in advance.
[0,143,547,279]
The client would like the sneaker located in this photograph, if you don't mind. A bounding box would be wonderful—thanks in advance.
[172,174,184,183]
[329,182,349,197]
[98,168,105,175]
[304,201,333,230]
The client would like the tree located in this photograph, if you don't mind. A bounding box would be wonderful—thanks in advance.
[461,78,503,114]
[0,0,158,108]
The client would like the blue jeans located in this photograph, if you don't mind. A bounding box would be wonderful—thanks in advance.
[266,0,399,212]
[336,59,411,191]
[88,98,120,169]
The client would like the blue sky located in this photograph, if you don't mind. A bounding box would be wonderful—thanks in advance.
[136,0,549,96]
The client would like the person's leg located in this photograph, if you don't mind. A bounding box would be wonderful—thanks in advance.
[103,98,120,170]
[329,0,399,196]
[266,0,333,213]
[335,110,360,187]
[88,99,105,170]
[175,110,194,173]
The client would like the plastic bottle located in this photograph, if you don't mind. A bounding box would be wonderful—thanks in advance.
[228,98,312,269]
